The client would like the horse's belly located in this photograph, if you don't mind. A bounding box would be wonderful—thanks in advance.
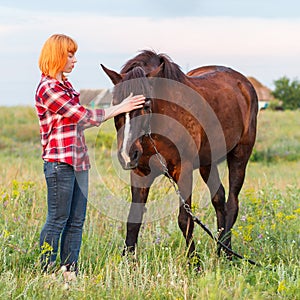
[196,123,244,166]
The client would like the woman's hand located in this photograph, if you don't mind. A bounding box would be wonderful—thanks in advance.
[118,93,145,113]
[103,93,145,121]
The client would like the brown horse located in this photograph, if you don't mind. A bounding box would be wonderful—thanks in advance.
[101,50,258,258]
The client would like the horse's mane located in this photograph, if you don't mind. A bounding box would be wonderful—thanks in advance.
[120,50,186,83]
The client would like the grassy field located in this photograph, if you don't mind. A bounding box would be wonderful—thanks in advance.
[0,107,299,299]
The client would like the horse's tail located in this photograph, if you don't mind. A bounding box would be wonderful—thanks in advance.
[237,78,258,139]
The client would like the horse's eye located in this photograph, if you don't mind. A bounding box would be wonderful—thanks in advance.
[143,100,151,112]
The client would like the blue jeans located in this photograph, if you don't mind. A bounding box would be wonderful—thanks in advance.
[40,161,88,272]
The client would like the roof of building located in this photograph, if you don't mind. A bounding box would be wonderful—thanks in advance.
[79,89,112,106]
[247,77,274,102]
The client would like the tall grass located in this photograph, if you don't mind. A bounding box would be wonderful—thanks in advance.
[0,107,299,299]
[251,110,300,162]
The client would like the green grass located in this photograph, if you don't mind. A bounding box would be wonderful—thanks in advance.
[251,110,300,162]
[0,107,299,299]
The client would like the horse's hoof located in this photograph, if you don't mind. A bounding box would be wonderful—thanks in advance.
[122,245,137,260]
[217,245,233,261]
[187,253,203,274]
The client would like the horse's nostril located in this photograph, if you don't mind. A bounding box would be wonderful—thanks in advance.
[132,150,139,161]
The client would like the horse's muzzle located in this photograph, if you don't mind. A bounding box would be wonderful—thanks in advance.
[118,148,141,170]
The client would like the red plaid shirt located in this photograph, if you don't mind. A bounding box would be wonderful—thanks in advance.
[35,75,105,171]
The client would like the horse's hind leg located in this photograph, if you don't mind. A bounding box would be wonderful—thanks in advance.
[225,143,253,251]
[199,164,226,254]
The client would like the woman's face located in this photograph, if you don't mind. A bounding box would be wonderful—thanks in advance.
[63,52,77,73]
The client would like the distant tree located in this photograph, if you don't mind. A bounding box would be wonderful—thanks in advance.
[272,76,300,110]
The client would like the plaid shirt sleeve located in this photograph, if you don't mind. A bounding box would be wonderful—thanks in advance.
[41,80,105,127]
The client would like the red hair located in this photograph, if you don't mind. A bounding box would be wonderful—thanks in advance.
[38,34,78,79]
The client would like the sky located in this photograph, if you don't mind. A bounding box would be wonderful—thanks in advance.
[1,0,300,106]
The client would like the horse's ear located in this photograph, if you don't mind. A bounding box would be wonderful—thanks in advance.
[147,63,164,78]
[100,64,123,85]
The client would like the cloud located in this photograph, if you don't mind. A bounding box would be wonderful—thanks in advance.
[0,5,300,105]
[1,6,299,58]
[7,11,297,56]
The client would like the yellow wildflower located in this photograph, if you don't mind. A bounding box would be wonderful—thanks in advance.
[277,280,286,293]
[293,208,300,214]
[2,229,10,238]
[285,215,296,221]
[41,241,53,255]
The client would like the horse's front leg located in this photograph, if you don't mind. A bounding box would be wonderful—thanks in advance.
[123,170,153,256]
[175,163,195,257]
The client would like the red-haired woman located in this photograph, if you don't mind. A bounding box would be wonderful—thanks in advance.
[35,34,144,278]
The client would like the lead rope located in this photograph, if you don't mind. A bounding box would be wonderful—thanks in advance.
[146,132,259,266]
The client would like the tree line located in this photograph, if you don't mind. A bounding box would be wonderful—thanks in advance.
[270,76,300,110]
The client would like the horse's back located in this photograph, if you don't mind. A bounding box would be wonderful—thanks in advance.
[187,65,224,77]
[186,65,258,162]
[187,65,255,93]
[187,65,258,124]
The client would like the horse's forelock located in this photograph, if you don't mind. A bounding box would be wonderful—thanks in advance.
[124,66,145,80]
[114,66,151,103]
